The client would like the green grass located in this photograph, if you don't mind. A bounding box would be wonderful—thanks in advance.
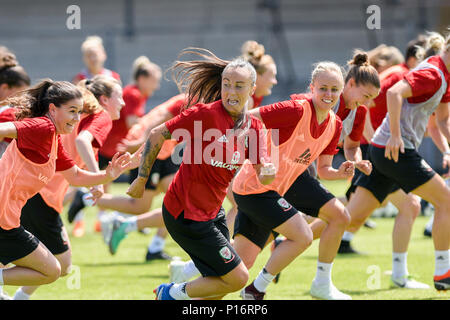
[4,179,449,300]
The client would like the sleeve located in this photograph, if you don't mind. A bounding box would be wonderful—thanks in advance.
[403,68,443,99]
[348,105,367,141]
[0,107,16,123]
[56,136,76,171]
[259,100,304,129]
[164,105,208,142]
[78,112,112,148]
[320,117,343,156]
[167,96,187,116]
[14,117,55,152]
[373,72,404,108]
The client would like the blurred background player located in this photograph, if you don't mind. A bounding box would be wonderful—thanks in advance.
[72,35,121,84]
[69,56,160,237]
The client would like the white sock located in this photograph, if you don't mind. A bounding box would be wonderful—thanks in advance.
[124,216,138,234]
[183,260,201,279]
[148,235,165,254]
[169,282,190,300]
[392,252,408,279]
[253,268,275,293]
[342,231,354,242]
[425,214,434,232]
[313,261,333,286]
[13,287,30,300]
[435,250,450,276]
[0,269,3,285]
[73,210,84,222]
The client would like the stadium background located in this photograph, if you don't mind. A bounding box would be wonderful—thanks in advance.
[0,0,449,171]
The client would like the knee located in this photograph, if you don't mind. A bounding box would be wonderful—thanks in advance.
[399,197,421,220]
[332,207,351,229]
[59,262,72,277]
[45,260,62,283]
[296,229,313,251]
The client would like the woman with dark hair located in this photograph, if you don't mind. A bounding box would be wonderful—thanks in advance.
[128,48,274,300]
[344,31,450,291]
[0,79,136,289]
[9,75,130,299]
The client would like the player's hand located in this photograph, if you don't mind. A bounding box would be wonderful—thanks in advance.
[337,160,355,179]
[355,160,372,176]
[385,135,404,163]
[127,176,147,198]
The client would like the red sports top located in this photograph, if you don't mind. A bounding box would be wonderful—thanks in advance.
[163,100,265,221]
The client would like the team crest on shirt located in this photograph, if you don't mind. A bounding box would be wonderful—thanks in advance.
[219,246,235,263]
[277,198,292,212]
[230,151,240,164]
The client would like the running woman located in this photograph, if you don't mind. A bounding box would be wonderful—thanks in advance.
[340,36,426,254]
[340,34,447,290]
[344,31,450,291]
[233,55,378,300]
[0,79,136,289]
[0,46,30,300]
[127,48,274,300]
[10,75,125,299]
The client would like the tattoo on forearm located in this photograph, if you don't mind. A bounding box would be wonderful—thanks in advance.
[138,128,170,179]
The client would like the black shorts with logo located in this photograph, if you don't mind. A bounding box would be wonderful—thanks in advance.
[162,203,241,277]
[354,145,436,203]
[233,190,299,250]
[283,170,335,217]
[0,225,40,265]
[20,193,70,255]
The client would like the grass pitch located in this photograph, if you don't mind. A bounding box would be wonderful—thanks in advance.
[4,179,449,300]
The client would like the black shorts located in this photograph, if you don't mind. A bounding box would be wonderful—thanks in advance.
[346,144,369,200]
[354,145,436,203]
[162,203,241,277]
[0,225,40,265]
[128,156,180,190]
[98,153,112,170]
[233,191,299,249]
[283,170,335,217]
[20,193,69,255]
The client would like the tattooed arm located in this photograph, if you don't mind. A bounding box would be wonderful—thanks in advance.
[127,123,172,198]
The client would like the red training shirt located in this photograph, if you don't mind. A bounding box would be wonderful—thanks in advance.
[163,100,265,221]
